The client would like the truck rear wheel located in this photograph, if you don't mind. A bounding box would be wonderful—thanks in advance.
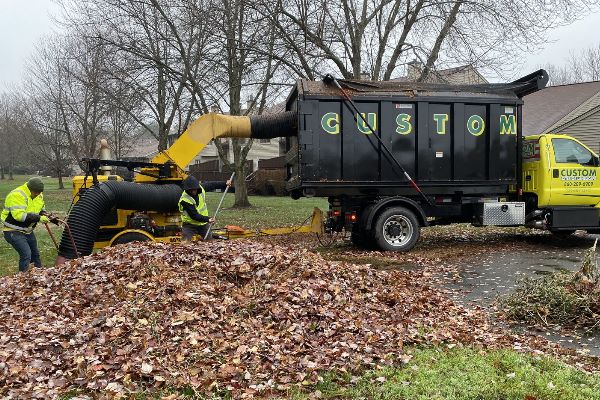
[373,207,420,251]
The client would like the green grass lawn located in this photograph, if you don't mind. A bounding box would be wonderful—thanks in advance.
[290,347,600,400]
[63,347,599,399]
[0,176,327,275]
[204,192,327,229]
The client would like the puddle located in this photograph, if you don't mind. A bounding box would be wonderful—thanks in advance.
[544,256,580,263]
[533,270,554,275]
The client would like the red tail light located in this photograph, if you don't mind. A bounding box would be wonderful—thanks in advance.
[345,212,357,223]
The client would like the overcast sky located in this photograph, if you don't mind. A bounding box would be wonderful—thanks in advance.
[0,0,599,89]
[0,0,62,90]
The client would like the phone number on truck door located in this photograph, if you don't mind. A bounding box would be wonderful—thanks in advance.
[563,181,594,187]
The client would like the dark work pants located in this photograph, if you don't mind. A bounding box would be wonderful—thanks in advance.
[3,230,42,272]
[181,224,210,241]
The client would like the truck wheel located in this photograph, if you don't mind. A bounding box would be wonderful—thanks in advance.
[373,207,420,251]
[111,232,152,245]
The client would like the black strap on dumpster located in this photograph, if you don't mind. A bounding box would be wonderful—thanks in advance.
[323,74,432,206]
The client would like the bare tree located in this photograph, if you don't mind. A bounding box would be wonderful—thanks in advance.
[544,44,600,86]
[59,0,209,151]
[130,0,286,207]
[267,0,596,81]
[76,0,285,207]
[0,95,11,180]
[25,35,111,170]
[417,0,463,82]
[202,0,284,207]
[22,93,72,189]
[103,76,145,159]
[0,94,26,180]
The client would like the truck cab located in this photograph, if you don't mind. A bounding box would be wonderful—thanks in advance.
[522,134,600,232]
[523,134,600,209]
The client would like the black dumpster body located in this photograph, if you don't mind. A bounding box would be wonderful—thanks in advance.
[285,80,535,198]
[283,72,548,250]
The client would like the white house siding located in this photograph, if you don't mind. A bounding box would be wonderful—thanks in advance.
[191,139,281,171]
[554,108,600,154]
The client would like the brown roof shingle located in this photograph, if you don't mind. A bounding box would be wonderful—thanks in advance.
[522,81,600,135]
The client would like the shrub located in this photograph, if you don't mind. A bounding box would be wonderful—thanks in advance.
[498,241,600,330]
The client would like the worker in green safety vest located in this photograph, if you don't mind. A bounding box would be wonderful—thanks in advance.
[1,178,51,272]
[178,176,215,241]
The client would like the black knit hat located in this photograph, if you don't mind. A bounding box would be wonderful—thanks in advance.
[182,176,201,190]
[27,177,44,193]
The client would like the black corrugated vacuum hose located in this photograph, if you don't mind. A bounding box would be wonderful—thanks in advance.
[57,181,182,261]
[250,111,297,139]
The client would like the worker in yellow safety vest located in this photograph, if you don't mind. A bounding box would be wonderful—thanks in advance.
[178,176,215,241]
[1,178,50,272]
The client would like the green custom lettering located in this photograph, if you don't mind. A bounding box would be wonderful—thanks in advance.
[500,114,516,135]
[321,112,340,135]
[396,113,412,135]
[433,114,448,134]
[467,115,485,136]
[357,112,377,134]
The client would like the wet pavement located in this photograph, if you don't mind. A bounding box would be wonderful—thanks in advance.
[442,233,600,355]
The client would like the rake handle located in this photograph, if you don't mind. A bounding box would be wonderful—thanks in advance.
[203,172,235,240]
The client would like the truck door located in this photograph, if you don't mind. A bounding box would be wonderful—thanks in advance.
[548,137,600,206]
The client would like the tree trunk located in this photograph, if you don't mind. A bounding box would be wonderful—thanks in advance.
[0,166,4,180]
[233,164,250,208]
[231,138,252,208]
[418,0,463,83]
[57,169,65,190]
[158,133,168,152]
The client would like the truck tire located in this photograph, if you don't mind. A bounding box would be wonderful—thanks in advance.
[111,232,153,246]
[373,207,420,251]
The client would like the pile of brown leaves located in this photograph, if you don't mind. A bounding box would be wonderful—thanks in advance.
[0,241,564,398]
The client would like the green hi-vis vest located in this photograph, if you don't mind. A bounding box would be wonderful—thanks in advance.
[1,183,45,233]
[178,187,208,226]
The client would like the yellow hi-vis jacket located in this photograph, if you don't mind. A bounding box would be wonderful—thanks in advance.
[178,187,208,226]
[1,183,45,233]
